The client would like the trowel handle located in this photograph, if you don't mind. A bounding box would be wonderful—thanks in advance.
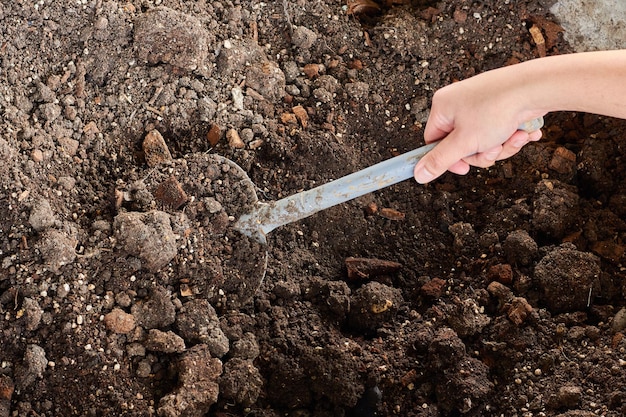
[237,117,543,239]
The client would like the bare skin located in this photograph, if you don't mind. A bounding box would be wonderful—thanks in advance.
[414,50,626,184]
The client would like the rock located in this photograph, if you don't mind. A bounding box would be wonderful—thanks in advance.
[21,297,43,331]
[142,130,172,167]
[15,344,47,390]
[534,245,600,313]
[131,286,176,330]
[39,102,61,121]
[245,61,285,102]
[348,281,403,332]
[291,26,318,49]
[175,300,229,358]
[104,308,136,334]
[226,128,245,149]
[532,179,579,239]
[158,345,222,417]
[611,307,626,332]
[153,176,188,209]
[134,7,211,72]
[57,137,79,157]
[219,358,263,407]
[29,198,57,231]
[36,229,77,274]
[144,329,186,353]
[503,230,538,266]
[113,210,178,272]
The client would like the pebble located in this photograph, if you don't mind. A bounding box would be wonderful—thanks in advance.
[104,308,136,334]
[153,176,188,209]
[142,129,172,167]
[227,128,245,149]
[291,25,318,49]
[57,137,79,157]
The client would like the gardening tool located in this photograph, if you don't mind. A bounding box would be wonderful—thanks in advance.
[234,117,544,244]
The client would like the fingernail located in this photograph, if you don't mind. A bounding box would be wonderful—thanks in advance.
[414,165,435,184]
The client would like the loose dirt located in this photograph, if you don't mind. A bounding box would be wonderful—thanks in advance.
[1,1,626,416]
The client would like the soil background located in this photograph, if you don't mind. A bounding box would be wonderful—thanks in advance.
[1,1,626,416]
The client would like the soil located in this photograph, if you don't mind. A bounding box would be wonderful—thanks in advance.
[1,1,626,417]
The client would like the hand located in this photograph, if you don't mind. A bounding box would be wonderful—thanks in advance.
[413,66,545,184]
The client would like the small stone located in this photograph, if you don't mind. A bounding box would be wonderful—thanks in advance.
[104,308,137,334]
[206,124,221,147]
[57,137,80,157]
[227,128,245,149]
[153,176,188,209]
[611,308,626,332]
[144,329,186,353]
[31,149,44,162]
[143,130,172,167]
[291,25,318,49]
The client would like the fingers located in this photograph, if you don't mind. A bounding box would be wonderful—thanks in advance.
[414,129,472,183]
[414,129,544,184]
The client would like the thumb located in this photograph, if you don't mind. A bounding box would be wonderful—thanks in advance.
[414,130,470,183]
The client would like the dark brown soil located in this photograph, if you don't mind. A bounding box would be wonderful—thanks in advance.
[1,1,626,416]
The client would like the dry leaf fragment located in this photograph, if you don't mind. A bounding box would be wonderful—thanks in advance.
[379,207,405,220]
[529,25,546,57]
[292,105,308,128]
[345,257,402,280]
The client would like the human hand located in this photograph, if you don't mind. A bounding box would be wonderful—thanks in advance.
[413,67,545,184]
